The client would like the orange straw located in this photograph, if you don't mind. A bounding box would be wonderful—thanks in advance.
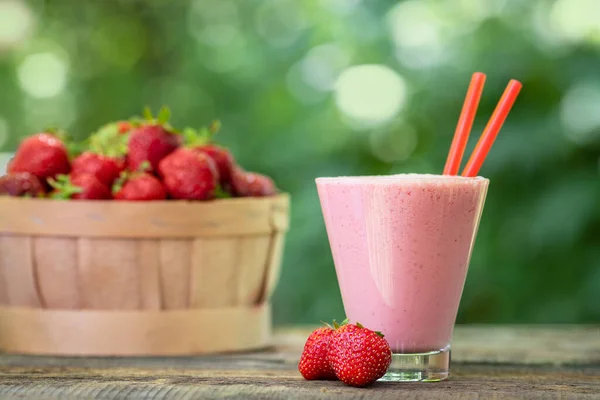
[461,79,522,177]
[443,72,486,175]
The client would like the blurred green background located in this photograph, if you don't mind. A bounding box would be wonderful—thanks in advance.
[0,0,599,324]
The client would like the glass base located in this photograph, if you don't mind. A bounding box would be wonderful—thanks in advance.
[379,346,450,382]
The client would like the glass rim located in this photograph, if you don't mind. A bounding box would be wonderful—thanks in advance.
[315,173,489,185]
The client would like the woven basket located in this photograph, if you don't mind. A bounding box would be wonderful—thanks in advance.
[0,194,289,356]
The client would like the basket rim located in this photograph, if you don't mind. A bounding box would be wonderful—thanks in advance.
[0,192,289,206]
[0,193,290,238]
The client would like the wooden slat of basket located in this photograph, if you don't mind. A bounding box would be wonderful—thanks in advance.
[159,239,191,309]
[33,237,80,309]
[0,195,290,238]
[0,236,41,307]
[137,239,161,310]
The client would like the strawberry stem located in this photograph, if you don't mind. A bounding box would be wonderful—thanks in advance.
[143,106,154,121]
[320,320,334,330]
[181,121,222,148]
[354,321,385,337]
[112,170,129,195]
[157,106,171,125]
[48,175,83,200]
[139,105,176,132]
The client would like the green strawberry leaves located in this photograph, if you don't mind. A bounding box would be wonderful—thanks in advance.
[88,122,129,158]
[355,322,385,338]
[181,120,221,148]
[143,106,171,124]
[157,107,171,125]
[140,105,176,131]
[48,174,83,200]
[332,319,349,329]
[326,319,385,337]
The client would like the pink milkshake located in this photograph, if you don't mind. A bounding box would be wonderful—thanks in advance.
[316,174,488,381]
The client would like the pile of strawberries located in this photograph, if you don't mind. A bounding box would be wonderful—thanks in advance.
[298,320,392,388]
[0,107,277,201]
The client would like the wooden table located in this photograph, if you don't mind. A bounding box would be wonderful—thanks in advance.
[0,325,598,399]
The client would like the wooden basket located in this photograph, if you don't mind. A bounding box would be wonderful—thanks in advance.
[0,194,289,356]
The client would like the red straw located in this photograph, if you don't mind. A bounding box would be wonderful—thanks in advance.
[443,72,486,175]
[461,79,522,177]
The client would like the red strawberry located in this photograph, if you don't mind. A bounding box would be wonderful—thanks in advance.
[127,107,180,173]
[327,322,392,387]
[158,148,219,200]
[181,122,234,188]
[298,325,337,381]
[8,133,70,180]
[231,167,277,197]
[193,144,234,187]
[113,170,167,201]
[71,152,125,187]
[49,174,112,200]
[0,173,45,197]
[127,124,179,172]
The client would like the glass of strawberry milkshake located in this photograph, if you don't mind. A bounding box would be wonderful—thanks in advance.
[316,174,488,381]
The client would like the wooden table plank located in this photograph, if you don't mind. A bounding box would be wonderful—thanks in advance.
[276,325,600,365]
[0,325,597,399]
[0,365,597,399]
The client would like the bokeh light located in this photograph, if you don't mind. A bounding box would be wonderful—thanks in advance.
[301,44,350,92]
[334,64,407,126]
[17,52,69,99]
[560,80,600,145]
[550,0,600,44]
[386,1,448,68]
[0,0,35,50]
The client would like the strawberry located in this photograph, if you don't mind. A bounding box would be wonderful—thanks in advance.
[182,122,235,188]
[0,173,45,197]
[8,133,71,180]
[71,152,125,187]
[193,144,234,187]
[49,174,112,200]
[71,121,129,186]
[113,165,167,201]
[327,322,392,388]
[231,167,277,197]
[127,107,180,173]
[298,325,337,381]
[158,148,219,200]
